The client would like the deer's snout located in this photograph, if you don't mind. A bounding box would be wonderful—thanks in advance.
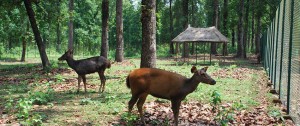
[58,57,64,61]
[211,80,216,85]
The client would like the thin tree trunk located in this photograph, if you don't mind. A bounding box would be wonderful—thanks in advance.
[232,28,235,47]
[140,0,156,68]
[223,0,228,55]
[101,0,109,58]
[255,15,261,55]
[56,0,61,52]
[24,0,50,68]
[243,0,249,58]
[251,0,255,51]
[68,0,74,50]
[191,0,195,55]
[237,0,245,58]
[182,0,189,58]
[211,0,218,55]
[21,35,26,62]
[169,0,175,54]
[115,0,123,62]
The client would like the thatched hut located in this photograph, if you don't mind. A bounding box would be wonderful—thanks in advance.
[172,26,229,64]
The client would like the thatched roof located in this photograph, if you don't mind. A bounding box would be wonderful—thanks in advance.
[172,26,229,43]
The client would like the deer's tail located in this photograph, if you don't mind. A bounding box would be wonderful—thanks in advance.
[126,75,130,88]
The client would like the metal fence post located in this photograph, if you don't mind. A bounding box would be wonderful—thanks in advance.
[274,5,281,89]
[287,0,294,114]
[278,0,286,99]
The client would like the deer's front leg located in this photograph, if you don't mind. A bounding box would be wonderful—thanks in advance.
[82,75,87,93]
[98,71,106,93]
[171,99,181,126]
[77,75,82,94]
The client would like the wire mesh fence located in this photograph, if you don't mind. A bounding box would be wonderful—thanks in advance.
[261,0,300,124]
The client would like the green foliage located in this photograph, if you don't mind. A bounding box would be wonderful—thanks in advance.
[23,113,43,126]
[228,64,237,69]
[80,98,93,105]
[210,91,245,126]
[28,91,54,105]
[211,90,222,106]
[120,112,139,125]
[0,43,4,58]
[16,97,32,119]
[54,74,65,83]
[4,91,15,113]
[268,109,285,122]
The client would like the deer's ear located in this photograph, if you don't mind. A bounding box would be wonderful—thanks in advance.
[203,66,208,72]
[191,66,197,73]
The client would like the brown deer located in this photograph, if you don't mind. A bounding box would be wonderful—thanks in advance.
[58,49,111,93]
[126,66,216,126]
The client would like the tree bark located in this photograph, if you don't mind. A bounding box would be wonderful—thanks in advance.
[223,0,228,55]
[237,0,245,58]
[21,35,26,62]
[191,0,195,55]
[243,0,249,58]
[56,0,61,52]
[251,0,255,51]
[211,0,219,55]
[182,0,189,58]
[115,0,123,62]
[24,0,50,68]
[68,0,74,50]
[255,15,261,55]
[232,28,235,47]
[140,0,156,68]
[101,0,109,58]
[169,0,175,54]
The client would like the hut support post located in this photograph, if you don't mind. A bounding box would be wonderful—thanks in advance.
[196,42,197,65]
[210,43,212,64]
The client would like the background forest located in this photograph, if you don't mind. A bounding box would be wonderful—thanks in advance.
[0,0,280,62]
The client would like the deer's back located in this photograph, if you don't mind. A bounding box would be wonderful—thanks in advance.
[128,68,187,99]
[74,56,110,75]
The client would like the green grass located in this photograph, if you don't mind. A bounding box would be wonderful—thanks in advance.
[0,56,281,125]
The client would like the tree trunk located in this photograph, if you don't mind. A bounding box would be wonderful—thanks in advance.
[140,0,156,68]
[211,0,219,55]
[251,0,255,51]
[169,0,175,54]
[101,0,109,58]
[182,0,189,58]
[237,0,245,58]
[21,35,26,62]
[232,28,235,47]
[115,0,123,62]
[191,0,195,55]
[68,0,74,50]
[223,0,228,55]
[56,0,61,52]
[243,0,249,58]
[24,0,50,68]
[255,15,261,55]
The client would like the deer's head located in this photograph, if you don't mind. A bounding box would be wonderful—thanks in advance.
[58,49,73,61]
[191,66,216,85]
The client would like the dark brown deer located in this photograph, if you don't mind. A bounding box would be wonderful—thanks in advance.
[58,49,111,93]
[126,66,216,126]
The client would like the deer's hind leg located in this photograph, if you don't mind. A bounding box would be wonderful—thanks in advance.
[77,75,82,93]
[137,93,148,125]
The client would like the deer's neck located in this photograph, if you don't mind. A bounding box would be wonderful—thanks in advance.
[66,57,77,70]
[183,75,201,94]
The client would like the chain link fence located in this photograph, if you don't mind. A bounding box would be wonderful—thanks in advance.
[261,0,300,124]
